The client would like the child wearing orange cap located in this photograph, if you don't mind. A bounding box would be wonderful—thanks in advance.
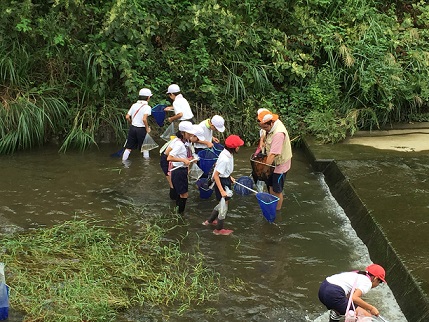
[203,135,244,235]
[318,264,386,321]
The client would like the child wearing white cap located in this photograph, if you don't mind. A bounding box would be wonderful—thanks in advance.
[122,88,153,161]
[164,84,195,123]
[193,115,226,153]
[167,121,196,215]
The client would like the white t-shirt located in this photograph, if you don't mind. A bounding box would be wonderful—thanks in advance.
[213,149,233,178]
[326,271,372,296]
[173,94,194,120]
[169,138,188,167]
[194,120,213,149]
[127,101,151,127]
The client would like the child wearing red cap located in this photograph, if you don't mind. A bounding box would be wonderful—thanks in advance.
[203,135,244,235]
[318,264,386,321]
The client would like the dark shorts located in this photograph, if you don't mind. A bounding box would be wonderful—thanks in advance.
[171,167,188,195]
[214,177,232,201]
[125,125,147,150]
[160,153,169,175]
[266,172,287,193]
[318,280,348,315]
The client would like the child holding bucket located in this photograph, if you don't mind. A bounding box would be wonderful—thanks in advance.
[203,135,244,235]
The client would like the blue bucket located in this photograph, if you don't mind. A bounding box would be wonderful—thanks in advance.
[151,104,166,127]
[197,149,218,174]
[0,284,9,320]
[196,178,213,199]
[256,192,278,222]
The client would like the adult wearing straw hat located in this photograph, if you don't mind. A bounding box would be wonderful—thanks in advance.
[256,110,292,210]
[164,84,195,124]
[318,264,386,321]
[122,88,153,161]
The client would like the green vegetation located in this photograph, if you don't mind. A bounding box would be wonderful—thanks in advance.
[0,0,428,152]
[2,215,221,321]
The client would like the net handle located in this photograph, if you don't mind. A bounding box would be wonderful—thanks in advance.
[234,181,258,194]
[170,158,198,172]
[250,156,276,168]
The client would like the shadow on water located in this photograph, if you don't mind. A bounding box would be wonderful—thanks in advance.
[0,144,406,321]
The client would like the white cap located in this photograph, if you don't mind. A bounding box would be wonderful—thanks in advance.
[210,115,225,132]
[257,108,269,115]
[166,84,181,94]
[178,121,193,133]
[139,88,153,97]
[191,124,206,141]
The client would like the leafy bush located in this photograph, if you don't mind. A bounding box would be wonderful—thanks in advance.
[0,0,428,151]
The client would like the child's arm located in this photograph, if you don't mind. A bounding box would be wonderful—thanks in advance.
[213,171,227,198]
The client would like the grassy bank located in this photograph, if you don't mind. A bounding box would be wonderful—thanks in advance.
[1,214,220,321]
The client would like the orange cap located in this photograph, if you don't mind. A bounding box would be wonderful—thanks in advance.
[257,111,278,123]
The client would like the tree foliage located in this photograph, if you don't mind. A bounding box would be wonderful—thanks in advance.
[0,0,428,152]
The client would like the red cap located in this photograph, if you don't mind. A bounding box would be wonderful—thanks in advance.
[225,135,244,149]
[366,264,387,283]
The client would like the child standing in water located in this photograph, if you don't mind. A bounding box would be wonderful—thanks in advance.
[203,135,244,235]
[167,121,195,215]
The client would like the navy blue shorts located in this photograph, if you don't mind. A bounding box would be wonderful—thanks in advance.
[318,280,348,315]
[160,153,169,175]
[125,125,147,150]
[266,172,287,193]
[214,177,232,201]
[171,167,188,195]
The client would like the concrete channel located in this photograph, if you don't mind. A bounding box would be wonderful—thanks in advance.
[302,126,429,322]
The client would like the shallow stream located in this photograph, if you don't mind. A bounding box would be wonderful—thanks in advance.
[0,145,407,321]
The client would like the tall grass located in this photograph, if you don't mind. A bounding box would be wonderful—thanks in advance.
[0,95,68,154]
[2,213,221,321]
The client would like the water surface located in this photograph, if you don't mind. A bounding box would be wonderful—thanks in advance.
[0,145,406,321]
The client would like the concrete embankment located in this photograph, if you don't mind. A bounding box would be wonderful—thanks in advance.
[302,127,429,322]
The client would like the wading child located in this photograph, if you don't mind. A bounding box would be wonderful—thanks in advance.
[159,132,180,200]
[122,88,152,161]
[167,121,195,215]
[203,135,244,235]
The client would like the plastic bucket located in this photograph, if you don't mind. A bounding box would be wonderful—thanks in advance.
[197,149,218,174]
[0,284,9,320]
[256,192,278,222]
[196,178,213,199]
[234,176,254,196]
[151,104,166,127]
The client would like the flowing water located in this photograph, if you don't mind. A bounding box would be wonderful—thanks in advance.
[0,145,407,321]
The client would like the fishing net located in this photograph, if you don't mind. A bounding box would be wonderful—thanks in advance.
[250,153,274,183]
[234,176,254,196]
[189,163,204,181]
[256,192,278,223]
[160,123,175,141]
[151,104,166,127]
[197,149,218,174]
[212,143,224,156]
[141,133,159,151]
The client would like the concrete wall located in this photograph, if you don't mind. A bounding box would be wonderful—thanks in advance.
[302,141,429,321]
